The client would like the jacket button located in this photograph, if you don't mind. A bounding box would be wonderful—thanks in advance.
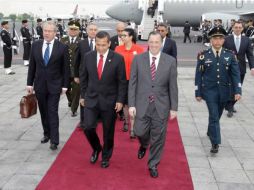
[217,81,220,84]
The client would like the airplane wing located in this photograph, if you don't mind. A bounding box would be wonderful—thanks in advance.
[239,12,254,17]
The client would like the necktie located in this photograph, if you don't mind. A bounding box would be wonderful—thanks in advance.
[151,56,156,81]
[44,43,50,66]
[235,36,240,52]
[71,37,74,44]
[90,39,93,50]
[97,54,104,80]
[216,51,219,60]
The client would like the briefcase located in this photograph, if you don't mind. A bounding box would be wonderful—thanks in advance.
[20,94,37,118]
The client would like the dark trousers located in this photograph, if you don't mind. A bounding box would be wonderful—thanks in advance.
[83,105,117,160]
[66,78,81,113]
[206,101,226,145]
[3,46,12,68]
[184,33,191,43]
[23,41,31,60]
[36,93,61,145]
[225,74,245,111]
[134,102,168,169]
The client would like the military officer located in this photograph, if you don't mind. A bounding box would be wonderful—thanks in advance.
[60,20,81,117]
[36,18,43,40]
[1,21,15,75]
[195,27,242,153]
[56,18,64,40]
[20,19,31,66]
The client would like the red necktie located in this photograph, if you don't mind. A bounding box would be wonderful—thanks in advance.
[97,54,104,79]
[151,57,156,80]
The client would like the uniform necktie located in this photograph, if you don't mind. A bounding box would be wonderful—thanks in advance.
[151,56,156,81]
[90,39,94,50]
[235,36,240,52]
[71,37,74,44]
[44,43,50,66]
[97,54,104,79]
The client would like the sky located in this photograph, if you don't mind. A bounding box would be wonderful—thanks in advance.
[0,0,121,17]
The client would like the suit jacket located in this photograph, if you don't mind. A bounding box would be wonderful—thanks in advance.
[162,37,177,60]
[80,50,127,110]
[128,52,178,119]
[110,35,120,50]
[27,39,70,94]
[223,35,254,74]
[74,38,91,78]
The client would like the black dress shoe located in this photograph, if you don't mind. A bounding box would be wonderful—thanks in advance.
[41,136,49,144]
[90,148,102,164]
[138,146,146,159]
[101,160,109,168]
[149,167,158,178]
[50,143,58,150]
[71,112,77,117]
[210,144,219,153]
[227,111,233,118]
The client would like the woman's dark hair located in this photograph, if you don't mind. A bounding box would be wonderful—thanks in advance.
[124,28,137,43]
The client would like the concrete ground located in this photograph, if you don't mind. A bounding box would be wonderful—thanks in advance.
[0,25,254,189]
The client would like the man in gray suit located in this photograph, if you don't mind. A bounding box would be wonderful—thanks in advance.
[128,31,178,178]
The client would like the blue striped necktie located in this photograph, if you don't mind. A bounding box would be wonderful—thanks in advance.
[44,43,50,65]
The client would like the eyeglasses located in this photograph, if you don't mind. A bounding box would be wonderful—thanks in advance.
[121,34,128,38]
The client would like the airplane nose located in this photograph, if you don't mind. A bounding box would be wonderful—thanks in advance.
[106,1,143,25]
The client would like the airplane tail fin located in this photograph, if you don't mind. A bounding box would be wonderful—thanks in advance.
[72,4,78,16]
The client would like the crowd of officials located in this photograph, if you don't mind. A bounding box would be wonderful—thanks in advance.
[0,17,254,178]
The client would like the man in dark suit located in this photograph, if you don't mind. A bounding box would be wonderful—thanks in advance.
[128,31,178,178]
[157,23,177,60]
[183,21,191,43]
[26,21,70,150]
[74,23,98,125]
[20,19,31,66]
[80,31,127,168]
[223,21,254,117]
[109,22,126,50]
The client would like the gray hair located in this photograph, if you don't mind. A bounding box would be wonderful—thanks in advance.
[42,21,57,32]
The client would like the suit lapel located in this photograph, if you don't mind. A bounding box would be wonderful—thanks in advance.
[39,40,44,65]
[155,53,165,82]
[143,52,151,81]
[231,35,238,53]
[238,36,244,53]
[101,50,114,80]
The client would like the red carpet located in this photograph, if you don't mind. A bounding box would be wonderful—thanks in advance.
[36,119,193,190]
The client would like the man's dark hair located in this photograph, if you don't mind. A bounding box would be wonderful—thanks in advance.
[157,23,168,30]
[148,31,163,42]
[96,31,110,43]
[124,28,137,43]
[233,21,244,27]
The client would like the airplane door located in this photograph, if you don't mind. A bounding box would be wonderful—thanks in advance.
[236,0,243,8]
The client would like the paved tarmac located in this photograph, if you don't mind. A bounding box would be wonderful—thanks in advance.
[0,21,254,190]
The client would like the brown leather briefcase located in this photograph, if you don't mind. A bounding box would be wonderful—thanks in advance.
[20,94,37,118]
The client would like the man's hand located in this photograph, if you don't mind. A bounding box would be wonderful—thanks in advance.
[251,69,254,76]
[170,110,177,120]
[74,77,80,84]
[129,107,136,119]
[235,94,241,101]
[196,97,202,102]
[80,98,85,107]
[26,86,33,94]
[115,102,123,113]
[61,88,67,95]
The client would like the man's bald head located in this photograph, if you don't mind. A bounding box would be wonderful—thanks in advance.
[116,22,126,37]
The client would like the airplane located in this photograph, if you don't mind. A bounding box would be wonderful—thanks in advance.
[106,0,254,39]
[50,4,89,20]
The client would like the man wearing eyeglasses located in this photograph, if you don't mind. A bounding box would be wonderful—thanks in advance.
[60,20,81,117]
[157,23,177,60]
[110,22,126,50]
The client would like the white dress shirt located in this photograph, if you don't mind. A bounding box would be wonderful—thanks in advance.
[149,52,161,70]
[42,39,55,58]
[97,50,109,72]
[88,37,95,50]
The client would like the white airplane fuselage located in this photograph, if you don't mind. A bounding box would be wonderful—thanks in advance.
[106,0,254,26]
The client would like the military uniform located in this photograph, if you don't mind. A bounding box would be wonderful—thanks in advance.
[60,22,81,116]
[195,26,241,153]
[1,21,15,74]
[56,19,64,40]
[36,18,43,40]
[20,20,31,65]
